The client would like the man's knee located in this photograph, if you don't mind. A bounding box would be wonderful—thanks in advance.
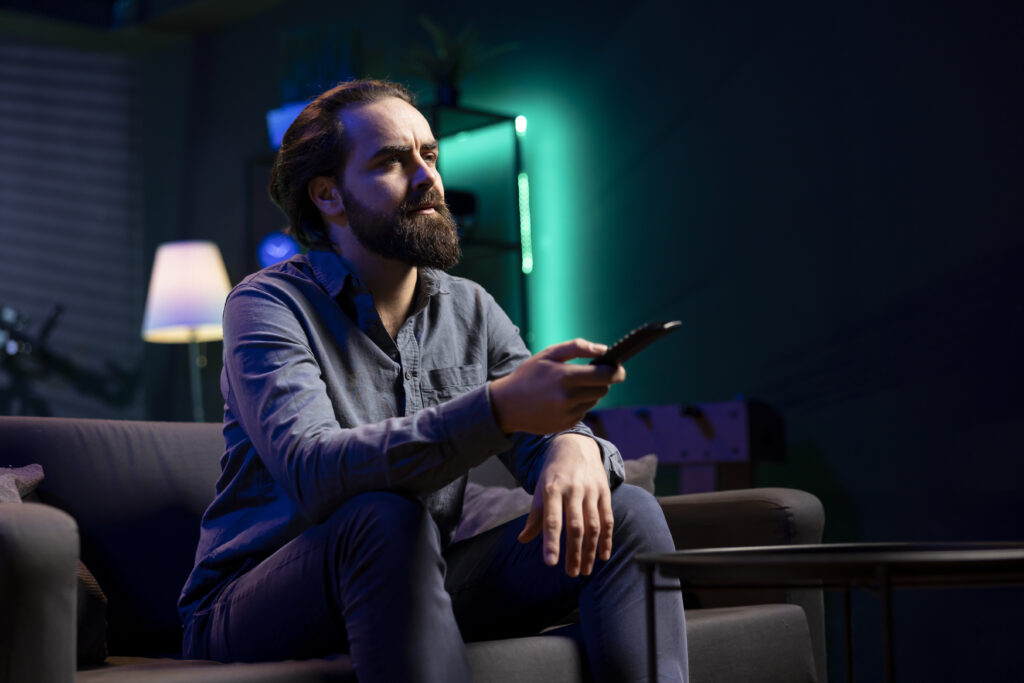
[610,483,674,554]
[327,491,442,566]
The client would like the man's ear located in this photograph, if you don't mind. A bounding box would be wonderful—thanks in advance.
[308,176,345,217]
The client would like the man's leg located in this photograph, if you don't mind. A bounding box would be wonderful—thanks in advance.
[183,491,471,683]
[446,483,688,682]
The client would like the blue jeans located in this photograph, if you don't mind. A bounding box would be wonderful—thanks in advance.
[183,484,688,682]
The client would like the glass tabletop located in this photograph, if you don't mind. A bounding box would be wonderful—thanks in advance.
[636,542,1024,587]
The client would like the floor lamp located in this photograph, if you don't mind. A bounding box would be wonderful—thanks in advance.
[141,241,231,422]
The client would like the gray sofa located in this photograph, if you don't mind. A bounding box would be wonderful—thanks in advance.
[0,416,826,682]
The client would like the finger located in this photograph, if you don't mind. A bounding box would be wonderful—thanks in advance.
[518,503,542,544]
[611,365,627,384]
[538,338,607,363]
[597,488,615,563]
[580,493,602,576]
[563,487,585,577]
[541,487,563,567]
[560,363,620,386]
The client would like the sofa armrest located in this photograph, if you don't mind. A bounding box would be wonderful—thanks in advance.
[658,487,824,551]
[657,487,828,682]
[0,502,78,683]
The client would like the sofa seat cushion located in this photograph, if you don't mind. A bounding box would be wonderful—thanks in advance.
[686,604,818,683]
[77,656,356,682]
[76,634,587,683]
[76,608,811,683]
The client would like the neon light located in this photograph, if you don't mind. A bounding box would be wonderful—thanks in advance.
[265,100,310,148]
[514,115,527,136]
[517,172,533,274]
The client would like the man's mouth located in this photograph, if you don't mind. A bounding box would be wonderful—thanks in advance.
[408,202,436,215]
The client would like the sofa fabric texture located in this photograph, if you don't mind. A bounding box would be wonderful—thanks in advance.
[0,416,826,683]
[0,464,108,665]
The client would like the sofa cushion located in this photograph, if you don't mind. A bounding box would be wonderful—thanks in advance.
[76,656,356,682]
[1,463,108,664]
[75,606,814,683]
[685,604,818,683]
[76,633,587,683]
[0,417,225,656]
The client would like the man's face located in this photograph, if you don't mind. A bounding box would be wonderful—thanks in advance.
[336,97,460,269]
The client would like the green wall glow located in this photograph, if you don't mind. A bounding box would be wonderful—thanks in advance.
[512,96,584,351]
[438,121,527,331]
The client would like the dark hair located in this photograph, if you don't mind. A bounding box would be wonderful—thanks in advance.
[269,79,416,249]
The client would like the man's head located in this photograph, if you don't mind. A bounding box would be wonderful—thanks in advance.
[270,79,460,269]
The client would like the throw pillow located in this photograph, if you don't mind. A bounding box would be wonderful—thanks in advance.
[0,465,109,665]
[455,454,659,543]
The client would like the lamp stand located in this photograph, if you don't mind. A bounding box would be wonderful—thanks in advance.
[188,337,205,423]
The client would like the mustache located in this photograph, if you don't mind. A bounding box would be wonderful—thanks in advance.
[400,188,448,213]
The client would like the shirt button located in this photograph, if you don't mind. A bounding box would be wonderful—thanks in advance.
[405,369,416,380]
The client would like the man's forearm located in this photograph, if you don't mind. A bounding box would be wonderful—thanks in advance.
[498,426,625,495]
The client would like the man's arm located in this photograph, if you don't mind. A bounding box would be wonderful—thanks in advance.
[487,340,625,576]
[223,284,512,524]
[480,300,626,576]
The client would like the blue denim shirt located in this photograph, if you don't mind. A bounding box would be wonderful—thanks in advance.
[178,248,624,623]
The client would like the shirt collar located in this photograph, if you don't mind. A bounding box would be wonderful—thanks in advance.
[307,247,447,304]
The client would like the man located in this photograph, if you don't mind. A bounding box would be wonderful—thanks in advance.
[179,79,687,682]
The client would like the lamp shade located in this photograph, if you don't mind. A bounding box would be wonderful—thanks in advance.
[142,240,231,343]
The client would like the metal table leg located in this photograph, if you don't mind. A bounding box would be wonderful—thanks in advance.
[879,570,895,683]
[843,586,855,683]
[644,564,658,682]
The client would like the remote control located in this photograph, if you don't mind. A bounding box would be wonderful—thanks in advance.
[590,320,682,366]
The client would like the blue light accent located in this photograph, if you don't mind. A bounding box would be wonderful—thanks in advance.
[265,101,310,149]
[258,231,301,268]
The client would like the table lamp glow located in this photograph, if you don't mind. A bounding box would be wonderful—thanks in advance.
[141,240,231,421]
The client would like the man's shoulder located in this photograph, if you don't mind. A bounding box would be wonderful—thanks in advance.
[232,254,316,295]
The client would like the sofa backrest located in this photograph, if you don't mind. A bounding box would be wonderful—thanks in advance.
[0,416,223,656]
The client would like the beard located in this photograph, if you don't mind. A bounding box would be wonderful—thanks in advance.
[341,185,461,270]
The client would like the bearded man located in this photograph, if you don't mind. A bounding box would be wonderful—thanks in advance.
[178,79,688,682]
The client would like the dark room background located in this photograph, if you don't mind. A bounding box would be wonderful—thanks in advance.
[1,0,1021,679]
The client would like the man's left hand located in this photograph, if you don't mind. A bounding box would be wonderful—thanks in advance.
[517,433,613,576]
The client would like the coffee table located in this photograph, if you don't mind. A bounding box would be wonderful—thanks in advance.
[635,542,1024,682]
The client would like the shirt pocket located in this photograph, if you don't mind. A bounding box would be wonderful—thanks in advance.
[423,364,485,403]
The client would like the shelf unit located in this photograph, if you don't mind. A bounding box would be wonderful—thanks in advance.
[429,105,530,341]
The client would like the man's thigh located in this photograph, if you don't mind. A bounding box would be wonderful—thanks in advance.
[445,509,583,642]
[185,516,348,662]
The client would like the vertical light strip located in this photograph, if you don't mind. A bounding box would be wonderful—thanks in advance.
[517,172,534,274]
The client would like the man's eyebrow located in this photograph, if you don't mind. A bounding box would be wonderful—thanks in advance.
[369,141,439,160]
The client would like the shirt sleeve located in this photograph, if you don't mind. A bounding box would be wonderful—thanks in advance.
[222,283,513,524]
[481,292,626,494]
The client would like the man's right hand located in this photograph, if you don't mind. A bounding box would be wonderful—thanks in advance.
[489,338,626,434]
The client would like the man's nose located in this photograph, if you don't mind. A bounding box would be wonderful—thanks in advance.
[411,158,439,192]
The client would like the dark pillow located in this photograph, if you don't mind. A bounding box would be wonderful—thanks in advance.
[75,561,108,664]
[1,465,108,665]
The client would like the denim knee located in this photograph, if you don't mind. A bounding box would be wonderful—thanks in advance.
[328,491,442,564]
[610,483,675,554]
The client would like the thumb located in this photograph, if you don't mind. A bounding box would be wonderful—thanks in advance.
[537,338,608,363]
[518,505,542,544]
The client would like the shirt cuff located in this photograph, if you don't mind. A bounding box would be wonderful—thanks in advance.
[440,384,513,464]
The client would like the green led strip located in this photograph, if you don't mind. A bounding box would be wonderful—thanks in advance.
[517,172,534,274]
